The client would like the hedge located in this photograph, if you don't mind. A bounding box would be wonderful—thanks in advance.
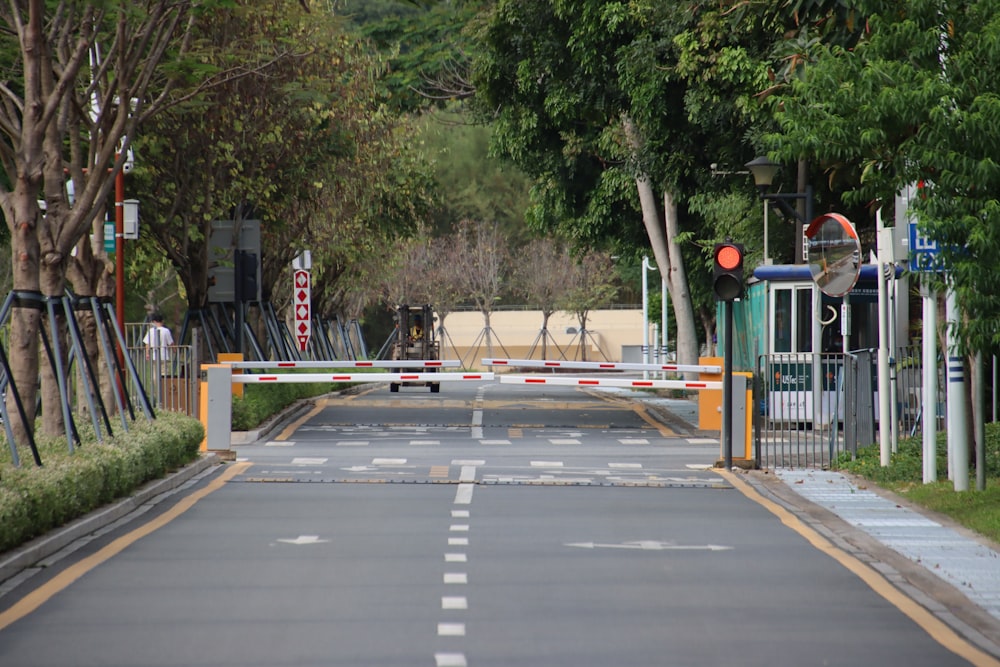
[0,411,204,553]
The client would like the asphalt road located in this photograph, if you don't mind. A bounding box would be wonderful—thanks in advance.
[0,380,992,666]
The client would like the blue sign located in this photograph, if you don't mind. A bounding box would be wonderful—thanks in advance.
[908,222,945,272]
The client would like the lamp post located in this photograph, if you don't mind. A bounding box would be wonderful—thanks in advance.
[745,156,814,264]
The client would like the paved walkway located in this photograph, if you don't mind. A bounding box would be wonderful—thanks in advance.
[774,468,1000,621]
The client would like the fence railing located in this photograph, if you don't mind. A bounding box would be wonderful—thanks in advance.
[124,344,198,416]
[755,347,945,469]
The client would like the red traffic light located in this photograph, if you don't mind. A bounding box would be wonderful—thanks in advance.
[713,242,745,301]
[715,244,743,271]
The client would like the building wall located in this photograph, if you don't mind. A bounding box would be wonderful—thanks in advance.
[437,309,648,370]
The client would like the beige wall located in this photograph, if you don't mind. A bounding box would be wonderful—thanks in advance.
[438,309,646,370]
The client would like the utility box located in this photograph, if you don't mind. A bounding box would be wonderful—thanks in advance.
[699,357,753,460]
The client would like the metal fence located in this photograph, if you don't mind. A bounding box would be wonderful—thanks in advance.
[755,347,942,469]
[124,343,198,416]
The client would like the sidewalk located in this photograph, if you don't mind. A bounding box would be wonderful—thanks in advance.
[619,388,1000,657]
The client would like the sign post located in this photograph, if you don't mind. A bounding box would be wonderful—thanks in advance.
[293,269,311,353]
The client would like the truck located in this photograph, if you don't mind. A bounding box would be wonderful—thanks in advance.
[389,304,441,393]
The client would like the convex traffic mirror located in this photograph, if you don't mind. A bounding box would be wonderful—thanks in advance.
[804,213,861,298]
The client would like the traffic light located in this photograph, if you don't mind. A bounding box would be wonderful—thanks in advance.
[712,242,744,301]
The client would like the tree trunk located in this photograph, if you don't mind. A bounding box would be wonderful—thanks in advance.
[5,186,44,452]
[67,231,117,419]
[625,116,699,372]
[634,176,699,371]
[39,257,68,437]
[662,190,699,371]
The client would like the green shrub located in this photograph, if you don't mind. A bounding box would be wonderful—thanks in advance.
[231,381,338,430]
[835,421,1000,485]
[0,412,204,553]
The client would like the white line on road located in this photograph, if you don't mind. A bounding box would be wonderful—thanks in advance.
[444,573,468,584]
[435,652,467,666]
[459,466,477,483]
[438,623,466,637]
[454,483,474,505]
[372,458,407,465]
[442,596,468,610]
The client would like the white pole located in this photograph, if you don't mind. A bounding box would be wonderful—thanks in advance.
[763,200,770,265]
[661,276,668,376]
[946,286,969,491]
[876,208,892,467]
[642,256,650,378]
[922,284,937,483]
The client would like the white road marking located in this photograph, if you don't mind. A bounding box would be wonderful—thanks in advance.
[275,535,330,545]
[291,457,327,465]
[442,596,468,610]
[450,524,469,532]
[618,438,649,445]
[409,440,440,446]
[531,460,563,467]
[444,573,468,584]
[688,438,719,445]
[449,537,469,546]
[454,484,474,505]
[451,510,470,518]
[438,623,466,636]
[335,441,369,447]
[549,438,580,445]
[459,466,477,483]
[372,458,407,465]
[608,463,643,469]
[479,439,511,445]
[435,652,467,666]
[452,459,486,466]
[265,441,295,447]
[565,540,732,551]
[445,553,468,562]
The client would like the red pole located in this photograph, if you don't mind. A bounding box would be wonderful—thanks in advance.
[115,163,125,332]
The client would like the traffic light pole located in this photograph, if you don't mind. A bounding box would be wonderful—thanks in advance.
[722,299,733,470]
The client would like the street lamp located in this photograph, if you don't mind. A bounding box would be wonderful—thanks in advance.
[746,156,814,264]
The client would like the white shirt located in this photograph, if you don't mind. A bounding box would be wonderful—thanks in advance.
[143,324,175,361]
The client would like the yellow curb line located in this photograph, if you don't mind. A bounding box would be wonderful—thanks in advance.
[0,461,252,631]
[717,469,1000,667]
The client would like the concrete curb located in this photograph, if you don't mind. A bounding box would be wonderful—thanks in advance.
[0,453,220,585]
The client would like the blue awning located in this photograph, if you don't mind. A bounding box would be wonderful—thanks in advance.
[753,264,901,283]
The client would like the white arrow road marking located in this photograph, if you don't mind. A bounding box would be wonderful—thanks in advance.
[276,535,330,545]
[565,540,732,552]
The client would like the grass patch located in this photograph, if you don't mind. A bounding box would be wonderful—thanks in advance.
[834,423,1000,543]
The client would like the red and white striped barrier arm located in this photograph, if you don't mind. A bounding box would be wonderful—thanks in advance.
[482,358,721,374]
[498,375,721,390]
[223,360,461,370]
[233,372,493,384]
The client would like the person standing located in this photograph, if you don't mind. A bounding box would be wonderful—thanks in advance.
[143,313,175,377]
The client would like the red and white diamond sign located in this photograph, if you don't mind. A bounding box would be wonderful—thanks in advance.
[293,269,311,351]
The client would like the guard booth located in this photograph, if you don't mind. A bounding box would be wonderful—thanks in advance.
[720,263,907,427]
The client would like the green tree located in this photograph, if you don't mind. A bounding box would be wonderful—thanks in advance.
[132,2,436,348]
[0,1,212,444]
[768,0,1000,354]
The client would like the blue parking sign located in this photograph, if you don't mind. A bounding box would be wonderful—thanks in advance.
[908,222,944,272]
